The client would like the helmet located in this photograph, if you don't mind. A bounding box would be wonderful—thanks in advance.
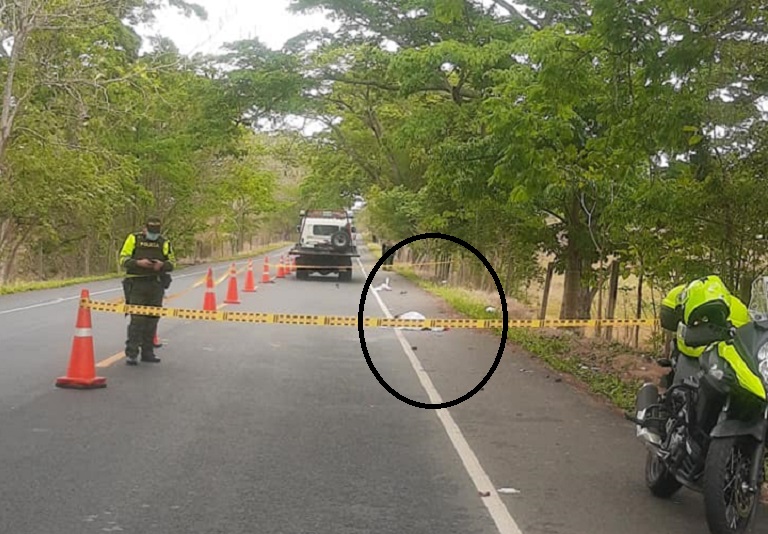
[680,275,731,327]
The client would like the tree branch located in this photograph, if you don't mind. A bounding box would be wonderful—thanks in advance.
[323,119,381,183]
[322,74,480,99]
[540,208,565,223]
[488,0,540,29]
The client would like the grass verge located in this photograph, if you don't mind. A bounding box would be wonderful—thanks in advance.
[0,273,124,296]
[396,266,642,412]
[363,236,382,259]
[0,241,292,296]
[398,259,768,496]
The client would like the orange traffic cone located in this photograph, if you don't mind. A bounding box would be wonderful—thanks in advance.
[243,259,257,292]
[56,289,107,389]
[153,328,162,348]
[224,262,240,304]
[262,256,272,284]
[203,267,217,311]
[277,256,285,279]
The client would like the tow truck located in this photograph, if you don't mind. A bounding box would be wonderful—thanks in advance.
[289,209,359,281]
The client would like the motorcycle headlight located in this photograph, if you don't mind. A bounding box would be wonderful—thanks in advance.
[758,343,768,382]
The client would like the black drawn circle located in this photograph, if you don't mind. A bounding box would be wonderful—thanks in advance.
[358,233,508,409]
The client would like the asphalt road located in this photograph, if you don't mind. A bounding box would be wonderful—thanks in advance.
[1,242,767,534]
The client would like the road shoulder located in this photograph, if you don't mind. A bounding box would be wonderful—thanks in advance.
[364,261,708,534]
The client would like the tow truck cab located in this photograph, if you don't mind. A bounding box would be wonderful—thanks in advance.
[290,209,359,281]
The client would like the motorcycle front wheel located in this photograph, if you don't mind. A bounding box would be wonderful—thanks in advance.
[704,436,762,534]
[646,449,682,497]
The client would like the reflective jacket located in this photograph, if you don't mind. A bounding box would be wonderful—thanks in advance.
[119,231,176,277]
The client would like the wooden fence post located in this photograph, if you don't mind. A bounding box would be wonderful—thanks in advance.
[605,261,621,341]
[539,262,555,320]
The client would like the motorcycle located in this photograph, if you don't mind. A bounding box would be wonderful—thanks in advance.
[628,276,768,534]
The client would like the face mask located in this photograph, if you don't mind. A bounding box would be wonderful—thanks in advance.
[146,231,160,241]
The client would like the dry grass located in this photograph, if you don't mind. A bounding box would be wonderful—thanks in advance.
[0,241,292,296]
[395,264,660,411]
[394,246,663,351]
[522,253,662,350]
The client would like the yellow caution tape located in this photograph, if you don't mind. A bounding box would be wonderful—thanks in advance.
[109,273,211,306]
[82,298,657,329]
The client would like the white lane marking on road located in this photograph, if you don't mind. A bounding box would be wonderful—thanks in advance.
[356,257,523,534]
[0,287,121,316]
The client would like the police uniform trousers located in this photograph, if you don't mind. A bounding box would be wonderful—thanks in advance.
[123,275,164,359]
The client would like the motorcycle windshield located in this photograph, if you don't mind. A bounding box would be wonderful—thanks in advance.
[748,276,768,322]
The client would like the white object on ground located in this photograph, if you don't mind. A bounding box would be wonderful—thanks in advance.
[394,311,446,332]
[498,488,521,495]
[372,277,392,292]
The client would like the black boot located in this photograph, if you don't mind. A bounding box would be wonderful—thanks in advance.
[139,315,161,362]
[126,319,140,366]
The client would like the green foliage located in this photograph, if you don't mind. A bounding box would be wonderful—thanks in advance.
[0,0,291,284]
[4,0,768,312]
[227,0,768,321]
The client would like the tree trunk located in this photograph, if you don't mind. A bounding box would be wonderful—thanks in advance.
[605,260,621,341]
[0,25,29,173]
[739,272,752,304]
[596,260,605,337]
[561,244,590,320]
[539,262,555,320]
[2,230,26,283]
[560,190,601,333]
[635,272,644,348]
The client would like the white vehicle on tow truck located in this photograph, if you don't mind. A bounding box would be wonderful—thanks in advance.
[289,209,359,281]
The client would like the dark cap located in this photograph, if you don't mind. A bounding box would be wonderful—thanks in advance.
[146,215,161,232]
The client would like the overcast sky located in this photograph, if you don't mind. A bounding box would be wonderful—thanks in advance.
[139,0,337,55]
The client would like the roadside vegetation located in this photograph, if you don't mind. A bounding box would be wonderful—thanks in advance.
[0,1,306,289]
[0,242,291,296]
[278,0,767,328]
[365,234,653,411]
[398,263,648,411]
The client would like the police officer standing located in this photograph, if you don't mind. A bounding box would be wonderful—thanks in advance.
[119,215,175,365]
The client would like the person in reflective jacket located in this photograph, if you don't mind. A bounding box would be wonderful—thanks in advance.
[118,215,175,365]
